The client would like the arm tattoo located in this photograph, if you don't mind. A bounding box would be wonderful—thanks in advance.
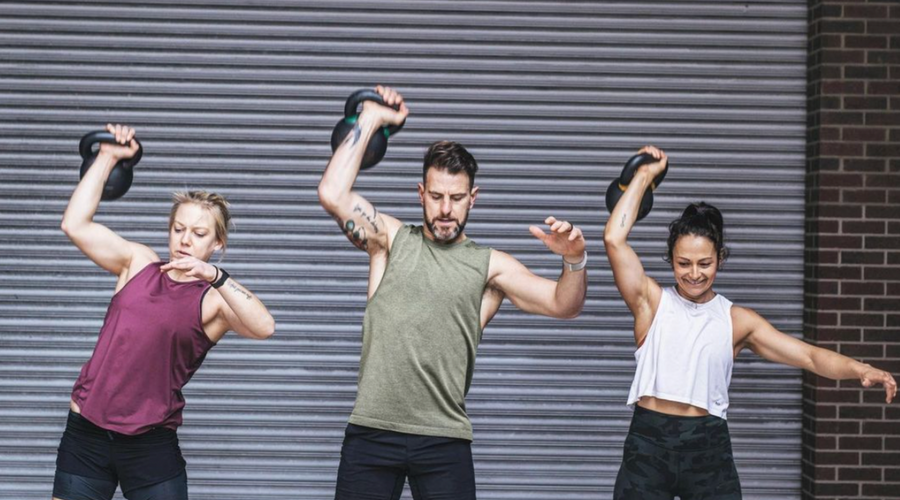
[353,203,380,233]
[336,217,368,250]
[226,280,253,301]
[341,124,363,149]
[621,214,626,228]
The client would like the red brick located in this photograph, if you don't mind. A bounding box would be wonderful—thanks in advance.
[810,327,862,342]
[818,126,841,141]
[887,468,900,482]
[868,20,900,35]
[844,35,888,49]
[816,451,862,466]
[839,406,883,420]
[842,281,885,295]
[845,96,888,110]
[863,483,900,497]
[865,236,900,250]
[822,142,865,156]
[864,390,896,404]
[839,436,884,450]
[865,266,900,280]
[869,50,900,64]
[839,467,882,482]
[866,113,900,127]
[865,298,899,312]
[818,204,863,218]
[839,343,884,358]
[844,5,889,19]
[841,220,886,236]
[887,282,900,294]
[818,235,864,249]
[842,128,887,142]
[843,190,887,204]
[817,420,862,435]
[842,313,885,327]
[864,329,899,342]
[821,111,865,127]
[841,251,884,265]
[821,173,865,187]
[888,315,900,327]
[866,205,900,219]
[843,158,887,172]
[825,81,867,94]
[863,452,900,466]
[869,81,900,95]
[866,174,900,188]
[844,65,889,80]
[822,20,866,34]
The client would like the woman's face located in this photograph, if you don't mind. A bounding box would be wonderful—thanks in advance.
[168,203,221,262]
[671,234,719,303]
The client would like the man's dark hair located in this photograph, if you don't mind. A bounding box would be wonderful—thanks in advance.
[423,141,478,189]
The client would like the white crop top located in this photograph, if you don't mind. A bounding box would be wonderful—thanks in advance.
[626,286,735,419]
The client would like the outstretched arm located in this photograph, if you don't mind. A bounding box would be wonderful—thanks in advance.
[317,86,408,255]
[61,124,156,276]
[488,217,587,319]
[602,146,667,345]
[736,306,897,403]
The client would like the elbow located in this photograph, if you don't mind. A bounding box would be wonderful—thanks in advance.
[603,231,623,251]
[257,316,276,340]
[317,182,340,213]
[555,301,585,320]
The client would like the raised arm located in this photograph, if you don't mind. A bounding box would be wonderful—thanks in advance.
[602,146,667,344]
[61,124,156,277]
[317,86,408,255]
[735,305,897,403]
[488,217,587,319]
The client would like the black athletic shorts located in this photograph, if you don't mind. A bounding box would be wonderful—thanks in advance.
[335,423,476,500]
[614,406,742,500]
[52,411,188,500]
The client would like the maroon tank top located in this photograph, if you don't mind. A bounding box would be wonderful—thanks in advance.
[71,261,215,435]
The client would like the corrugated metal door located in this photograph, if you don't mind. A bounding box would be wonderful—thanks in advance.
[0,2,806,499]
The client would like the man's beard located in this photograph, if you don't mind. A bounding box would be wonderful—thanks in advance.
[424,208,470,243]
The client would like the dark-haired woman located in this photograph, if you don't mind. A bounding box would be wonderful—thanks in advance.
[603,146,896,499]
[52,124,275,500]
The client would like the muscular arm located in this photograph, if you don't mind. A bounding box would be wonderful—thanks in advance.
[736,306,897,403]
[213,275,275,340]
[61,126,154,276]
[488,250,586,319]
[318,89,407,255]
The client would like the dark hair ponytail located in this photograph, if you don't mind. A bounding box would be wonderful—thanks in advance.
[664,202,729,266]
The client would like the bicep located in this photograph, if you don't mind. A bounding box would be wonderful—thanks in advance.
[490,252,558,317]
[740,307,814,370]
[325,192,397,254]
[604,240,659,317]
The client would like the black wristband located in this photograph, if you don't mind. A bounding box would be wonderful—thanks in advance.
[211,267,230,289]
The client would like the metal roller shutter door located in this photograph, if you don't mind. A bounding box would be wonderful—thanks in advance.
[0,1,806,498]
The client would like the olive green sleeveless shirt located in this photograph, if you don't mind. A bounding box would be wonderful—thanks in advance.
[349,225,492,441]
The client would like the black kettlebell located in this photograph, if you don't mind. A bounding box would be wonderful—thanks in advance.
[330,89,405,170]
[605,153,669,221]
[79,131,143,201]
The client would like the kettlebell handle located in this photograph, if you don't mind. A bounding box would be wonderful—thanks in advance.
[79,131,143,170]
[343,89,405,137]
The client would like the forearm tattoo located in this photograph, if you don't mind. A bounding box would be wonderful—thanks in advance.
[341,124,363,149]
[226,280,253,301]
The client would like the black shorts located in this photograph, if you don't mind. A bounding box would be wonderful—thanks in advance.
[53,411,188,500]
[335,423,476,500]
[614,406,742,500]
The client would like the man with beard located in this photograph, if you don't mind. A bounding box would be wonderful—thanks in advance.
[318,86,587,500]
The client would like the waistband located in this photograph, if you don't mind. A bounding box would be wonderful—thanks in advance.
[629,405,730,452]
[65,411,176,442]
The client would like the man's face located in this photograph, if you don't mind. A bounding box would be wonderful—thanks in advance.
[418,168,478,244]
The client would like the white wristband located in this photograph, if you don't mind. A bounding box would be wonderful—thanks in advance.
[563,251,587,272]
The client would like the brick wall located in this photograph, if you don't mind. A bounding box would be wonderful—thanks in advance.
[804,1,899,498]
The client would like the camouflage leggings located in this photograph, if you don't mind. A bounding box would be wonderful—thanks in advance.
[614,406,742,500]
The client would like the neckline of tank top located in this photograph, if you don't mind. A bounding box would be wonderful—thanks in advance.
[420,231,473,249]
[670,286,720,310]
[158,262,209,286]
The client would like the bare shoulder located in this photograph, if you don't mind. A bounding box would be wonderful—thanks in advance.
[730,304,764,346]
[127,242,159,272]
